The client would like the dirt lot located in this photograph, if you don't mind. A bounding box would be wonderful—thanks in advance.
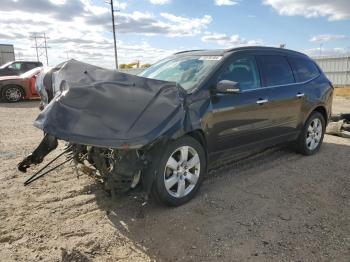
[0,97,349,262]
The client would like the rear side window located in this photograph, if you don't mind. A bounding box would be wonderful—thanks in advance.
[257,55,295,87]
[25,63,40,70]
[288,57,320,82]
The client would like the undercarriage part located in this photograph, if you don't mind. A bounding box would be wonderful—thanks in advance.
[71,145,148,194]
[20,138,154,194]
[18,134,58,173]
[326,113,350,138]
[24,151,73,186]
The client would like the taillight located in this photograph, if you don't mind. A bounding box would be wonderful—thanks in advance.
[329,81,334,89]
[30,76,38,95]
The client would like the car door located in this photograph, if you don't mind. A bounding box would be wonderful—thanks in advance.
[7,62,22,75]
[206,54,279,153]
[256,54,304,137]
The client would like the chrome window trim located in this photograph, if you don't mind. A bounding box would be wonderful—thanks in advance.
[239,74,320,93]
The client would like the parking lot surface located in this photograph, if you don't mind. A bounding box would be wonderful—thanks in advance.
[0,98,349,262]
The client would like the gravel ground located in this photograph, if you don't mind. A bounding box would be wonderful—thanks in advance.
[0,97,349,262]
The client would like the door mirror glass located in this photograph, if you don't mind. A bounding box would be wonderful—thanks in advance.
[215,80,240,93]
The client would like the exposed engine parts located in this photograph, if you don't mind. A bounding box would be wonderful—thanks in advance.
[71,145,148,193]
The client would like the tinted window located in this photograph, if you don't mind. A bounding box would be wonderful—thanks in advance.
[257,55,295,86]
[288,57,319,82]
[217,55,260,91]
[25,63,40,70]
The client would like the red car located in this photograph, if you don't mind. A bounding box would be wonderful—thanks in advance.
[0,67,42,102]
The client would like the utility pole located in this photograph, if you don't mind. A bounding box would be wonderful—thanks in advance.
[107,0,119,69]
[31,33,50,66]
[44,33,49,66]
[34,36,39,61]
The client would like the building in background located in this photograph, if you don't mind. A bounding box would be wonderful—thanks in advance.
[0,44,15,65]
[313,56,350,87]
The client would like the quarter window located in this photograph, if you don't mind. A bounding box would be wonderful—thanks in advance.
[217,56,260,91]
[257,55,295,87]
[288,57,320,82]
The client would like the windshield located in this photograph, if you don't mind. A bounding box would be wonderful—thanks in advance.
[139,55,222,91]
[0,62,12,69]
[20,67,42,78]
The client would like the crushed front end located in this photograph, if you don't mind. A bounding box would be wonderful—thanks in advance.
[18,60,186,197]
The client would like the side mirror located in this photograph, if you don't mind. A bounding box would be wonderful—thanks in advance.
[215,80,240,94]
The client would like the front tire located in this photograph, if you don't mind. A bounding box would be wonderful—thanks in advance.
[295,111,325,155]
[151,136,206,206]
[2,85,24,102]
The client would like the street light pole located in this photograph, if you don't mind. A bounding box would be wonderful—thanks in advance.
[109,0,118,70]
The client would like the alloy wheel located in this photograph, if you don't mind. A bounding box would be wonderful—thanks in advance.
[306,118,323,150]
[5,87,22,102]
[163,146,200,198]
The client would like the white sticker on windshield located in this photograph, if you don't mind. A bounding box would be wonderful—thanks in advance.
[199,56,222,61]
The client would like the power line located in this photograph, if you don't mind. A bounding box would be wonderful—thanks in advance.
[30,33,50,66]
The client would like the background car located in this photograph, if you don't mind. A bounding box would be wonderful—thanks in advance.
[0,67,42,102]
[0,61,43,76]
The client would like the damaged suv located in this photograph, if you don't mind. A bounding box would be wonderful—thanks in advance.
[19,47,333,206]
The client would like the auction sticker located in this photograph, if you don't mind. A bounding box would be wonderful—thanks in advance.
[199,56,222,60]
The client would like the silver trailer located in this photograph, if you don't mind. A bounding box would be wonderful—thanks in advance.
[0,44,15,66]
[313,56,350,87]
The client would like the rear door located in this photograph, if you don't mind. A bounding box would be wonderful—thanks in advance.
[256,54,303,137]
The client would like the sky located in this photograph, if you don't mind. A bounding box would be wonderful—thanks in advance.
[0,0,349,68]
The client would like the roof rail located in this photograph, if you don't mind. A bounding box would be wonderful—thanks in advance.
[224,46,308,57]
[173,49,206,55]
[224,46,274,52]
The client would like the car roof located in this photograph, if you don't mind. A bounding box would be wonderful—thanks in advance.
[10,61,43,64]
[173,46,309,58]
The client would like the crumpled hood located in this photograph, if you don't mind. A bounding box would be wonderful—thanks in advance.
[34,60,186,148]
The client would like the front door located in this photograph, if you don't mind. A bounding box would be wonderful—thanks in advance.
[205,54,279,153]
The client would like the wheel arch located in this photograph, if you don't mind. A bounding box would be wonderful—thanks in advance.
[310,105,328,125]
[186,129,207,150]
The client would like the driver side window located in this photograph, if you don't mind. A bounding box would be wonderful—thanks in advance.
[218,55,260,91]
[8,62,22,70]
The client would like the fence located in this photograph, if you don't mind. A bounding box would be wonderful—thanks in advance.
[312,56,350,87]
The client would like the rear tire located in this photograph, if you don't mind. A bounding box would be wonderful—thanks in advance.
[2,85,24,102]
[150,136,206,206]
[295,111,325,155]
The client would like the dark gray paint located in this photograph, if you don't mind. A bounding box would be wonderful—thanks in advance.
[33,47,333,163]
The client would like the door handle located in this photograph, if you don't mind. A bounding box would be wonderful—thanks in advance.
[256,99,268,105]
[296,93,305,98]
